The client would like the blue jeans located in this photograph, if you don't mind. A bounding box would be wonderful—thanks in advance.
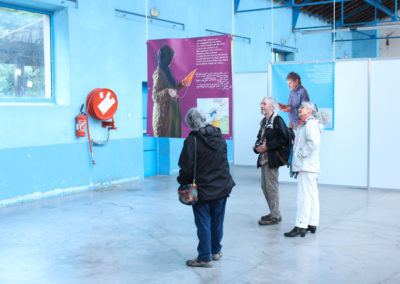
[192,197,227,262]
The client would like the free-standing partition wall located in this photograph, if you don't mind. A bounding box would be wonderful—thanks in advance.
[369,59,400,190]
[234,59,399,190]
[233,72,268,166]
[318,60,368,187]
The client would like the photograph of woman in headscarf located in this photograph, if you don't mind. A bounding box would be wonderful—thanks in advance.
[152,44,190,137]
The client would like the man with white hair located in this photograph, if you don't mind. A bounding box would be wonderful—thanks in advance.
[284,101,323,237]
[253,97,290,225]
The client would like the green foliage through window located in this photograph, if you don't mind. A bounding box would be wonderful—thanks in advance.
[0,5,51,99]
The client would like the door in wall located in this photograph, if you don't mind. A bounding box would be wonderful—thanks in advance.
[142,82,158,177]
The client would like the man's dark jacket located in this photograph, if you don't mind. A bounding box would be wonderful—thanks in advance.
[177,125,235,201]
[254,115,289,169]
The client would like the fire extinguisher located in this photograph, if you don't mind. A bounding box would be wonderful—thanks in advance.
[76,104,86,137]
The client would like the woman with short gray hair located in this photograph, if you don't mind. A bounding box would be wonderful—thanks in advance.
[185,107,207,131]
[284,101,323,237]
[178,107,235,267]
[300,101,319,119]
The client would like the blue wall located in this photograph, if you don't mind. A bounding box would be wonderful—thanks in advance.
[0,0,353,205]
[352,30,378,58]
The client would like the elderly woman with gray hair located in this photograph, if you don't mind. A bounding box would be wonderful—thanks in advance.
[177,107,235,268]
[284,101,324,238]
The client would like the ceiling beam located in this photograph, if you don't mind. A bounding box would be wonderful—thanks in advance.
[343,3,370,20]
[235,0,352,13]
[234,0,240,12]
[292,7,300,28]
[363,0,397,20]
[353,30,375,38]
[294,23,400,34]
[334,35,400,42]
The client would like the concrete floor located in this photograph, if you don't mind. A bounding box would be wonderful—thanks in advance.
[0,166,399,284]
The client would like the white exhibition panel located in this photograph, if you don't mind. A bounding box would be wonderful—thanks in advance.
[319,60,368,186]
[279,60,369,187]
[233,72,268,166]
[370,59,400,190]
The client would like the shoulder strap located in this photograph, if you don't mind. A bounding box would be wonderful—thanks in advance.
[275,151,290,167]
[273,114,283,126]
[193,136,197,185]
[267,115,273,126]
[267,113,278,128]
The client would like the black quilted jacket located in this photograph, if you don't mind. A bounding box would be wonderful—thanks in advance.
[254,115,290,169]
[177,125,235,201]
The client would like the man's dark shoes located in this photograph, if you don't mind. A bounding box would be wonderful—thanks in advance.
[260,214,271,221]
[307,225,317,233]
[259,215,282,225]
[284,226,306,237]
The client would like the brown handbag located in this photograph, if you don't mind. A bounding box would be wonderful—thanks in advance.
[178,136,198,205]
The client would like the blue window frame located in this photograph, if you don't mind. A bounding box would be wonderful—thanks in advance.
[0,4,53,103]
[272,48,293,63]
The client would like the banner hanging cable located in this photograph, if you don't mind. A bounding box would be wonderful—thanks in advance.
[271,0,274,95]
[232,0,234,37]
[271,0,274,58]
[145,0,148,41]
[333,0,336,60]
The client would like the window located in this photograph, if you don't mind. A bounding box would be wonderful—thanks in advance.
[0,5,52,101]
[271,49,294,63]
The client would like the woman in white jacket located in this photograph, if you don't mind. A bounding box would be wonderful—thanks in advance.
[284,102,324,238]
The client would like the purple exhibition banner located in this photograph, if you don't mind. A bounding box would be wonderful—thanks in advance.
[146,34,233,139]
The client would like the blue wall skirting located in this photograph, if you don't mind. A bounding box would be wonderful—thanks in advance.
[0,138,143,205]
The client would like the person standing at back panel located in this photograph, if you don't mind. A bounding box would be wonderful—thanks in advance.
[279,72,310,130]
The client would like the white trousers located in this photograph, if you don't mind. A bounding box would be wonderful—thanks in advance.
[295,171,320,229]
